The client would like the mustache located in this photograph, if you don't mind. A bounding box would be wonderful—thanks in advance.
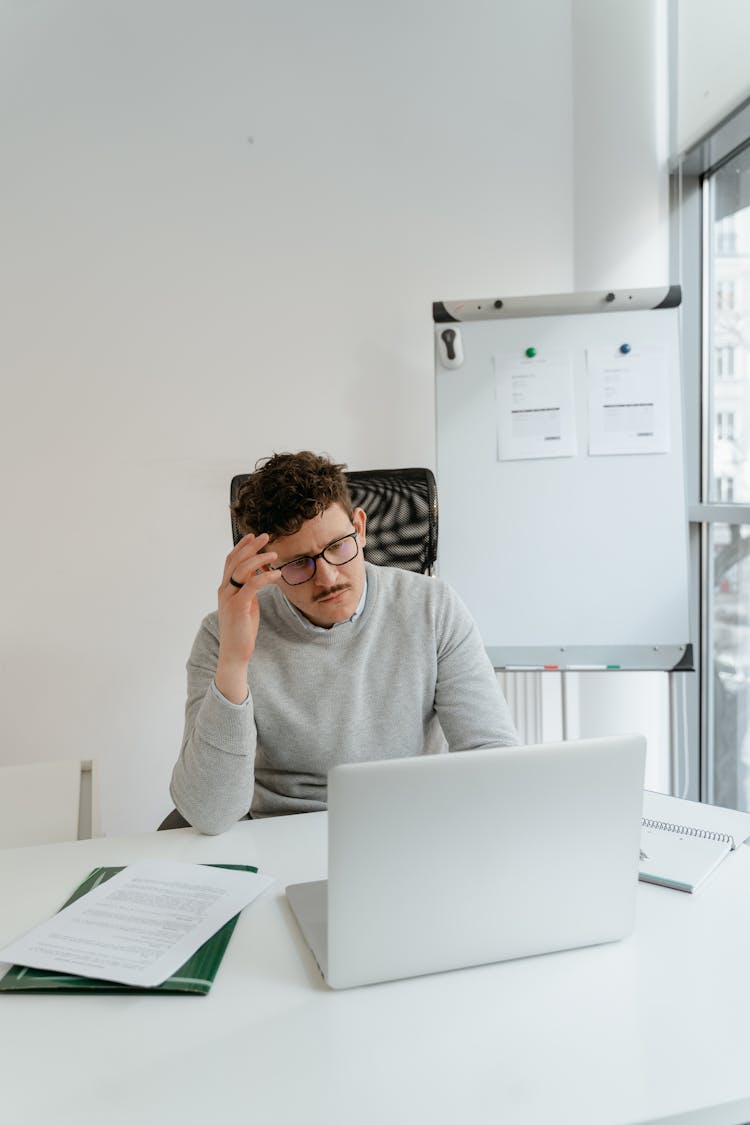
[312,583,351,602]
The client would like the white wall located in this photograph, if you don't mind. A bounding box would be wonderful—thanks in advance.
[1,0,575,834]
[570,0,672,794]
[572,0,670,292]
[676,0,750,153]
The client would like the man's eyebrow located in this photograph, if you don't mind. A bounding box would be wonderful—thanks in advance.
[321,529,354,549]
[274,529,354,566]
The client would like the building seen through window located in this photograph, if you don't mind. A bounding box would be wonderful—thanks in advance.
[716,411,735,441]
[716,346,735,377]
[707,143,750,809]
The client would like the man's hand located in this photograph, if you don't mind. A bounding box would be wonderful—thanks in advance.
[215,533,282,703]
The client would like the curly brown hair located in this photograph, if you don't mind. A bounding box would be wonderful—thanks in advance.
[232,451,354,539]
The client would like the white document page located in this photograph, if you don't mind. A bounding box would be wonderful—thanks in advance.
[587,346,670,456]
[495,350,577,461]
[0,860,274,988]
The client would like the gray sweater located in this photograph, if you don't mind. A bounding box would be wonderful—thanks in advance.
[171,563,519,833]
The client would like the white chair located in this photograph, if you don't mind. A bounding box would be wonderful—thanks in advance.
[0,760,100,848]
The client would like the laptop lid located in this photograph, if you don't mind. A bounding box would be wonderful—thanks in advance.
[287,734,646,989]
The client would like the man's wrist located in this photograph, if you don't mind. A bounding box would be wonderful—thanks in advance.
[215,659,250,705]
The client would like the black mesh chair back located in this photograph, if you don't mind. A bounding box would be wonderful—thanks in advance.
[230,467,438,575]
[344,468,438,574]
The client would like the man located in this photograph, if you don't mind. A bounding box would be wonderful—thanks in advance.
[170,451,519,833]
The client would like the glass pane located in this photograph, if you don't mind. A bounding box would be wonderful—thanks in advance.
[707,146,750,503]
[708,523,750,810]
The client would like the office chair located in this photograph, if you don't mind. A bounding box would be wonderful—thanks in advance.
[158,467,438,830]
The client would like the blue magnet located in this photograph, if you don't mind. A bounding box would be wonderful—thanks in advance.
[620,343,631,354]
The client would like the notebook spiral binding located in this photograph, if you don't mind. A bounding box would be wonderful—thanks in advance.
[642,817,735,849]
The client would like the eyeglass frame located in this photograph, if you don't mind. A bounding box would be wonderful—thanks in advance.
[269,529,360,586]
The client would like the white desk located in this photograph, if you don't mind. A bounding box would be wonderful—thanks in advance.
[1,813,750,1125]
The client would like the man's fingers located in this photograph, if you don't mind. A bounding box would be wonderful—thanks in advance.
[221,533,277,586]
[226,567,280,592]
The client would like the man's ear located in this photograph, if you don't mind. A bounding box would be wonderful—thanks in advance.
[354,507,367,549]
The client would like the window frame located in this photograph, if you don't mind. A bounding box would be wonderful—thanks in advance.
[673,94,750,803]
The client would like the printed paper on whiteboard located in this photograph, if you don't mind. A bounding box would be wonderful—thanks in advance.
[587,346,670,456]
[494,350,577,461]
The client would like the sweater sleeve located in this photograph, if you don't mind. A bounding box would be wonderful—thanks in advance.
[433,584,520,751]
[169,614,257,834]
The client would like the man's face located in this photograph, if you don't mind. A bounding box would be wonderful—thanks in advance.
[268,502,367,628]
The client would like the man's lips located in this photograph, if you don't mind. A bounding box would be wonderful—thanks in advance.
[313,585,350,603]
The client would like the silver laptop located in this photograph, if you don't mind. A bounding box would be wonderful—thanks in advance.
[286,734,646,989]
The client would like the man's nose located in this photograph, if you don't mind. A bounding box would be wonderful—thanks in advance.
[314,557,340,585]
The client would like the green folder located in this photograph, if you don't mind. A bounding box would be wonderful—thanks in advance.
[0,863,256,995]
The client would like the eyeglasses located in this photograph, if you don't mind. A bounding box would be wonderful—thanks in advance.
[271,530,359,586]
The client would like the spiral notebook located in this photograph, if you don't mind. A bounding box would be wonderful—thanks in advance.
[639,791,750,893]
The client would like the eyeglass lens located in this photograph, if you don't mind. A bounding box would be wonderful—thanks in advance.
[279,532,359,586]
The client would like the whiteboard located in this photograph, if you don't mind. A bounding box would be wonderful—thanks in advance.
[433,287,692,671]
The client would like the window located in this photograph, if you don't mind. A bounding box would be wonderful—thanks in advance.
[716,412,736,441]
[715,475,736,501]
[707,151,750,509]
[696,135,750,810]
[675,96,750,812]
[716,216,737,256]
[707,522,750,808]
[717,279,736,310]
[715,346,736,377]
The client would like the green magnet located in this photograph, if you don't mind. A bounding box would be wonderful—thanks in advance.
[525,347,536,358]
